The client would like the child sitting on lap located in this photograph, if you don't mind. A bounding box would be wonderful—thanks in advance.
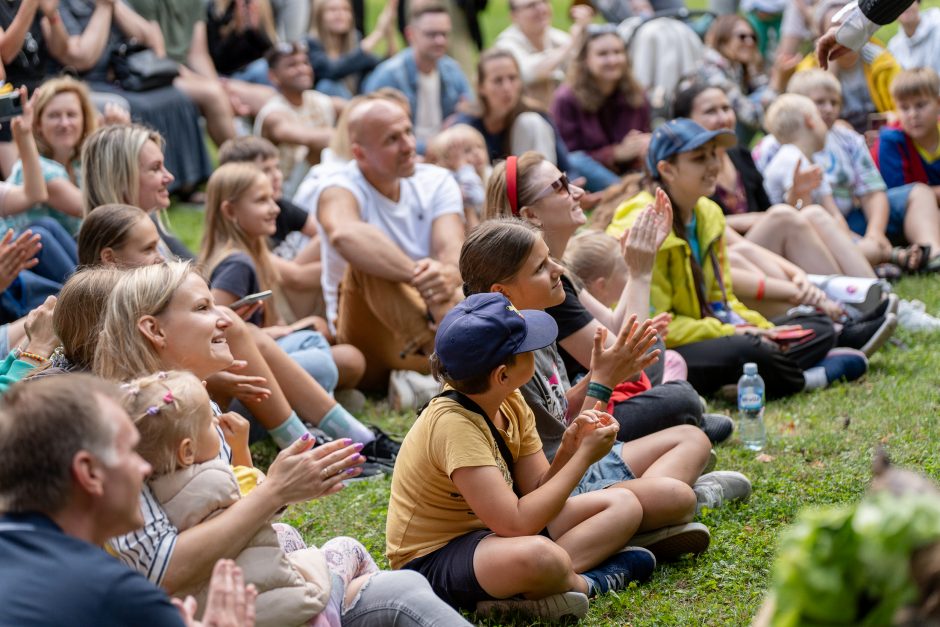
[124,371,385,627]
[386,292,656,621]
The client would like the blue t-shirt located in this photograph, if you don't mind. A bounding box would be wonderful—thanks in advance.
[0,512,185,626]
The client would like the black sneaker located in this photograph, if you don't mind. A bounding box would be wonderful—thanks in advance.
[701,413,734,445]
[360,425,400,469]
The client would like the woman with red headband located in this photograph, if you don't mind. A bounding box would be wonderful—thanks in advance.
[484,151,736,446]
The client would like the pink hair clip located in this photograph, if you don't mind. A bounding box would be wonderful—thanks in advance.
[163,390,175,404]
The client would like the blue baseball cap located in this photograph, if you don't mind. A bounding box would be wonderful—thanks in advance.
[646,118,737,180]
[434,293,558,380]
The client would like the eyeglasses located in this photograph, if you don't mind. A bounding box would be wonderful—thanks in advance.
[532,173,571,202]
[735,32,757,42]
[417,29,450,40]
[586,23,619,38]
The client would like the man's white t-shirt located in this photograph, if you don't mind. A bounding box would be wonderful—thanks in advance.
[762,143,833,206]
[312,162,463,326]
[414,69,443,146]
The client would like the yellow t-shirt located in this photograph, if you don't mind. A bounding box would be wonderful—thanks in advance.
[385,389,543,570]
[914,124,940,164]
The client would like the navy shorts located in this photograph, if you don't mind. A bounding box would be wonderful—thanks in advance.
[846,183,913,238]
[402,529,494,611]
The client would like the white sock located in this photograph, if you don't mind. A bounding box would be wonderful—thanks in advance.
[318,404,375,444]
[268,412,309,449]
[803,366,828,391]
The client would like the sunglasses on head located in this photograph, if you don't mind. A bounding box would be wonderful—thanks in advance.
[586,23,619,38]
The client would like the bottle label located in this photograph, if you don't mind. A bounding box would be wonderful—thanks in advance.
[739,388,762,411]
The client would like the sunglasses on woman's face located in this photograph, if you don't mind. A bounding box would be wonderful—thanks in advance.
[735,32,757,42]
[532,173,571,202]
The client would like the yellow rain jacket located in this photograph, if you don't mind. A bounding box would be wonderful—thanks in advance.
[606,191,772,348]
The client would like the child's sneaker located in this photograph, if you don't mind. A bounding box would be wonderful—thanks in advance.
[581,547,656,597]
[701,413,734,444]
[475,591,589,621]
[820,348,869,384]
[694,471,752,514]
[630,522,711,561]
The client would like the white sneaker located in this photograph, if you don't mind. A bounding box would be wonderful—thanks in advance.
[898,299,940,332]
[476,591,589,621]
[694,471,752,514]
[388,370,441,412]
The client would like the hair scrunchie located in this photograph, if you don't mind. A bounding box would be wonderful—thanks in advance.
[506,155,519,216]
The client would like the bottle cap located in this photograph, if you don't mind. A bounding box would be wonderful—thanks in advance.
[743,362,757,376]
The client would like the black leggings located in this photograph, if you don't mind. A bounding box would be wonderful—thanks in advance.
[673,314,836,400]
[611,380,704,442]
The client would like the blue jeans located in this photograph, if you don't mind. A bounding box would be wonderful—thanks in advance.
[567,150,621,192]
[275,329,338,394]
[343,570,472,626]
[846,183,912,238]
[229,58,272,86]
[28,217,77,285]
[316,78,353,99]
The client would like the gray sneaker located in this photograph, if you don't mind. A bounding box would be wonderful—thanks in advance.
[694,471,752,514]
[475,591,589,621]
[630,522,711,561]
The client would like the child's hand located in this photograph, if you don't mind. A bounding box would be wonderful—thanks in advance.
[788,161,823,207]
[574,407,619,465]
[205,360,271,404]
[589,316,661,388]
[218,411,252,463]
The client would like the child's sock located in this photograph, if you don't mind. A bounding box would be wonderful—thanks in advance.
[268,411,310,449]
[318,404,375,444]
[803,366,828,391]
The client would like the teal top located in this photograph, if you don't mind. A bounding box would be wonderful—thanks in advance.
[8,156,83,235]
[686,213,702,266]
[0,351,37,395]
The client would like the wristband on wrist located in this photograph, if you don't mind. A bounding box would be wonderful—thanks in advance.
[586,381,613,404]
[14,348,49,364]
[755,277,765,301]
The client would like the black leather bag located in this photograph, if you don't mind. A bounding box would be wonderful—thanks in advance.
[111,43,179,92]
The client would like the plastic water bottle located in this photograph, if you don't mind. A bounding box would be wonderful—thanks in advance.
[737,362,766,451]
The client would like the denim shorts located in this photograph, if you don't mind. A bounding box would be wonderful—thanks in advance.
[571,442,636,496]
[846,183,913,238]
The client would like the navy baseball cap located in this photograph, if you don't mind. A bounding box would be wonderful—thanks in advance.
[434,293,558,380]
[646,118,737,180]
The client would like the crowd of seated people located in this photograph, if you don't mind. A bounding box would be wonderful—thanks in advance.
[0,0,934,623]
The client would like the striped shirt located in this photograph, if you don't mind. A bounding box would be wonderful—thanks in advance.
[109,403,232,585]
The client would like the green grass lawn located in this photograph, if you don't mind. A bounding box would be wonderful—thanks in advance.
[167,2,940,624]
[261,275,940,626]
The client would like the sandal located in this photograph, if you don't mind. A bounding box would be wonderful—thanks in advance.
[874,263,902,282]
[889,244,930,273]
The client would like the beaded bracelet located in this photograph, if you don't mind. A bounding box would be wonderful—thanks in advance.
[17,350,49,364]
[586,381,613,404]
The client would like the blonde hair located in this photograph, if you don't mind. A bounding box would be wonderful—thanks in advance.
[94,261,196,381]
[33,76,99,175]
[81,124,165,215]
[309,0,357,52]
[425,124,487,171]
[891,67,940,103]
[200,163,280,326]
[764,94,821,144]
[123,371,212,475]
[563,231,620,285]
[53,266,124,371]
[787,69,842,98]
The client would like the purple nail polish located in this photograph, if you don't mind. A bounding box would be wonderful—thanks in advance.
[345,468,357,475]
[301,432,310,441]
[353,442,365,451]
[343,438,353,445]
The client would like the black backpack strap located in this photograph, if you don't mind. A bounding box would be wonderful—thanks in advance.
[420,389,520,496]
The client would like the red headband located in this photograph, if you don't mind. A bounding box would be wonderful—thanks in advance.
[506,155,519,216]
